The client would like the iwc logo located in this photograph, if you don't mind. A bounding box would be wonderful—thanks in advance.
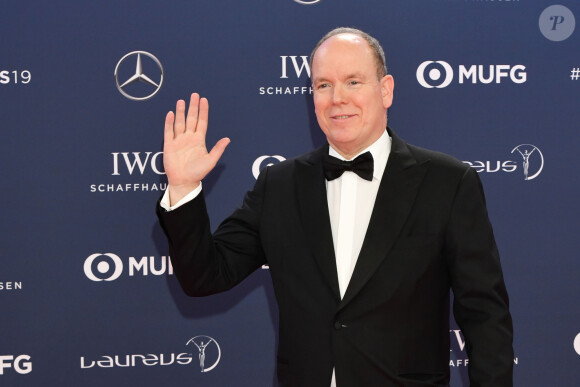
[186,336,221,373]
[114,51,164,101]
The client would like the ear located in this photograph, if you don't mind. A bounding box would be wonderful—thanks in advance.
[380,75,395,109]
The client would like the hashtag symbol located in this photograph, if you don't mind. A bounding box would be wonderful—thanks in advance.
[571,68,580,80]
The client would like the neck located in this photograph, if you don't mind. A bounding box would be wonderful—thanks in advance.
[329,131,385,160]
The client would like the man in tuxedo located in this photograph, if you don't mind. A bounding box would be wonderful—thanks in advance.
[157,28,514,386]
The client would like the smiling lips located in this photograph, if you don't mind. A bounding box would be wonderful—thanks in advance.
[332,114,356,120]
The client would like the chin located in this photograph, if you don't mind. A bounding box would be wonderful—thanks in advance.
[327,130,359,143]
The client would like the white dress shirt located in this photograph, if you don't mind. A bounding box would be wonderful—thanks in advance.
[327,130,391,387]
[160,130,392,387]
[159,182,202,211]
[326,130,391,299]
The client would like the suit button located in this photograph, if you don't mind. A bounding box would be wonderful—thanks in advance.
[334,321,343,330]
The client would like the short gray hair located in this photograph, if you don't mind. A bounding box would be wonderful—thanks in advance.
[310,27,387,80]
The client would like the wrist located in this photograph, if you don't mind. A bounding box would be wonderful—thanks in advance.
[168,182,200,206]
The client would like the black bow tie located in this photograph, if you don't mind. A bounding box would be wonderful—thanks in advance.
[323,151,374,181]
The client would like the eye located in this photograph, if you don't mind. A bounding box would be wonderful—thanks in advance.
[348,80,360,86]
[317,83,329,90]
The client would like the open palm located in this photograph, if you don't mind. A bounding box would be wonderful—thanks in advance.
[163,93,230,204]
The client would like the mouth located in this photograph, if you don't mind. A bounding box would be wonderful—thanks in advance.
[331,114,355,120]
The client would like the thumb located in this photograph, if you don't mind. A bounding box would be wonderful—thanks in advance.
[208,137,231,164]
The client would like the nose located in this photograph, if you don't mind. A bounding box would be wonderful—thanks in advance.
[332,85,347,104]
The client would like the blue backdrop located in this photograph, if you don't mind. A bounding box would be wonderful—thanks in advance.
[2,0,579,385]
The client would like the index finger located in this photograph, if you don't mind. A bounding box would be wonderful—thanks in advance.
[164,111,175,142]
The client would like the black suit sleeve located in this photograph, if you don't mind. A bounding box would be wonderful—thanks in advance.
[156,170,268,297]
[446,167,514,386]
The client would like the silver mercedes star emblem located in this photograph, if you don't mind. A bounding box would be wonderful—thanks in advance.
[114,51,164,101]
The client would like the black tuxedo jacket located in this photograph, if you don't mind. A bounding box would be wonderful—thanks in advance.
[157,128,513,386]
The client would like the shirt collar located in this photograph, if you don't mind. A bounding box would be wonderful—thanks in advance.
[328,130,391,181]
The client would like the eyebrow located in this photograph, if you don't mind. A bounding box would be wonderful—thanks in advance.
[345,72,365,79]
[312,73,366,84]
[312,76,329,84]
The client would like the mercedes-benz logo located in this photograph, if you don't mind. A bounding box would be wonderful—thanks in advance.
[114,51,164,101]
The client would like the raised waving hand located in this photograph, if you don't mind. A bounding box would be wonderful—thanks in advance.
[163,93,230,205]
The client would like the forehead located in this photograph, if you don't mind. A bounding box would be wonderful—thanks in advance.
[312,33,375,78]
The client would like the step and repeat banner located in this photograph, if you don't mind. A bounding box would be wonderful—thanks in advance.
[1,0,579,386]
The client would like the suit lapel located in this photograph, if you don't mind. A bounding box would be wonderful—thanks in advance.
[339,130,431,310]
[296,145,341,300]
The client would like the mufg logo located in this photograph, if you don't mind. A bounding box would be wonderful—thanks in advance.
[252,155,286,179]
[84,253,173,281]
[416,61,526,88]
[0,355,32,375]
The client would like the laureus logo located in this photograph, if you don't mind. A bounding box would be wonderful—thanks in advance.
[510,144,544,181]
[186,336,221,373]
[463,144,544,181]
